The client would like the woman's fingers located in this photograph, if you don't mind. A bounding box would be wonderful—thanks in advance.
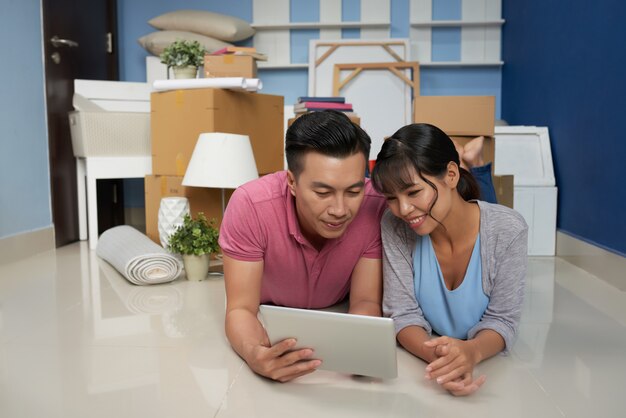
[425,347,458,375]
[449,375,487,396]
[432,365,466,385]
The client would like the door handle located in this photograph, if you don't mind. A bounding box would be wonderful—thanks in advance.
[50,36,79,48]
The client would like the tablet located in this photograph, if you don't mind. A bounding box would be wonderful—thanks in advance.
[259,305,398,379]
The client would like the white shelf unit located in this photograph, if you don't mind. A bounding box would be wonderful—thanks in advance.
[410,19,504,28]
[419,61,503,67]
[257,63,309,69]
[251,22,390,30]
[252,0,391,69]
[410,0,503,67]
[252,0,503,69]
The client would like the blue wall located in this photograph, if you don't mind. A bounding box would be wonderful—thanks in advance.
[502,0,626,255]
[118,0,502,116]
[0,2,52,239]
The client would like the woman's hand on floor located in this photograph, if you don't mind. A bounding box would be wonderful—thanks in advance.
[440,372,487,396]
[423,336,486,395]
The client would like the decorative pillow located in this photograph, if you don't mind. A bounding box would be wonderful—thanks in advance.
[148,10,255,42]
[138,31,233,56]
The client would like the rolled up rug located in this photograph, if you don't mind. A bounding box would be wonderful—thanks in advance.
[96,225,183,285]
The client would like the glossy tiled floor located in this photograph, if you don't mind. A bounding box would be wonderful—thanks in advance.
[1,242,625,417]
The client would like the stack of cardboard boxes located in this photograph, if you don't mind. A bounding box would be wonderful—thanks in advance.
[145,88,284,244]
[413,96,514,208]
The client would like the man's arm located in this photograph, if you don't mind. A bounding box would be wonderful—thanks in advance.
[348,257,382,316]
[223,254,321,382]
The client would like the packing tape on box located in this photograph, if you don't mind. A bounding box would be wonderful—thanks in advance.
[152,77,263,93]
[160,176,168,196]
[176,154,186,177]
[175,90,185,106]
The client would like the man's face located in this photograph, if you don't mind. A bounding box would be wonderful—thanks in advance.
[288,151,366,247]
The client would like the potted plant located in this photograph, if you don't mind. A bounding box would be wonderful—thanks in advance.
[160,39,206,79]
[167,212,220,281]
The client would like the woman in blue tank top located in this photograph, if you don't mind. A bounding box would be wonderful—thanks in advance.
[370,123,528,396]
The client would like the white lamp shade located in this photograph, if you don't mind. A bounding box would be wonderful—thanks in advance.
[182,132,259,189]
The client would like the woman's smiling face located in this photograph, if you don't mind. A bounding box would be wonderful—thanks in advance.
[383,165,458,235]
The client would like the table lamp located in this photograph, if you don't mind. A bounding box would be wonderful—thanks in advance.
[182,132,259,215]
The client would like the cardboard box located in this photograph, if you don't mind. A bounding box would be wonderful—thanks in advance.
[412,96,514,207]
[204,55,257,78]
[144,175,234,245]
[151,89,284,176]
[492,175,514,209]
[413,96,496,167]
[413,96,495,137]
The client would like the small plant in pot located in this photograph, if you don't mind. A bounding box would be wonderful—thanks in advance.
[159,39,206,79]
[167,212,219,281]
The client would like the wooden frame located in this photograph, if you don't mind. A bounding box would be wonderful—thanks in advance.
[330,61,419,159]
[308,39,410,97]
[332,61,420,100]
[314,40,406,68]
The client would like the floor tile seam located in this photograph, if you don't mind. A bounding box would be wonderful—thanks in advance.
[519,362,567,417]
[213,361,245,418]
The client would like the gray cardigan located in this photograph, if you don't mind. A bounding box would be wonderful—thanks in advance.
[381,200,528,352]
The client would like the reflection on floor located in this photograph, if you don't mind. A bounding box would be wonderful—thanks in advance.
[0,242,625,418]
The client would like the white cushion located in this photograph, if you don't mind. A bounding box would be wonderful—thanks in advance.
[148,10,255,42]
[137,31,232,56]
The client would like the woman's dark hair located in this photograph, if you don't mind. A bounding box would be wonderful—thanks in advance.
[285,110,371,178]
[371,123,480,210]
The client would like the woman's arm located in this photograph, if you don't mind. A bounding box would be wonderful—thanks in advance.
[397,325,439,363]
[380,211,432,334]
[468,223,528,352]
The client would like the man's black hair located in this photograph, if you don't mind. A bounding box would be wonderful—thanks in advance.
[285,110,371,178]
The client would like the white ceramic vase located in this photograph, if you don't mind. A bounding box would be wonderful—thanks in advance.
[158,197,190,249]
[172,66,197,79]
[183,254,210,281]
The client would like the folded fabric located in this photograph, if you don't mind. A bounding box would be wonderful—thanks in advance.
[148,9,255,42]
[96,225,183,285]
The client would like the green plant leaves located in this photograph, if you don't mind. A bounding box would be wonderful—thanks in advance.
[159,40,206,68]
[167,212,220,256]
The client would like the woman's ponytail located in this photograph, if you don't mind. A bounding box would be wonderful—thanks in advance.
[457,167,481,201]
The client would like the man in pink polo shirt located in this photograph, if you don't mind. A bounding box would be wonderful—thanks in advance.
[219,111,386,382]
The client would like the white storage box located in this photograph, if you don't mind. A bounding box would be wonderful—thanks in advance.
[69,111,150,157]
[514,186,558,256]
[69,79,151,158]
[494,126,557,256]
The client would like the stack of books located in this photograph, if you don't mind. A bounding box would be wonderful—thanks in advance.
[293,97,359,121]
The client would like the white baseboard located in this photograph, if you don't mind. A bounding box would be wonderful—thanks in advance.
[556,231,626,290]
[0,226,55,265]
